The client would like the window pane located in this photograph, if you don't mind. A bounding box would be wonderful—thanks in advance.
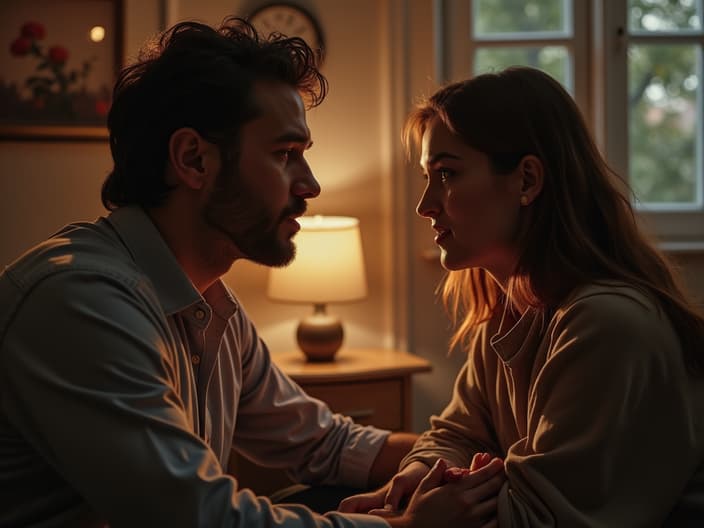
[629,0,702,32]
[628,44,700,204]
[474,46,569,87]
[473,0,568,35]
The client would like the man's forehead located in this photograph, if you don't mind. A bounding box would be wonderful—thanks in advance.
[253,81,305,113]
[249,82,309,140]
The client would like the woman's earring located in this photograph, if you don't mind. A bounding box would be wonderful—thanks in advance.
[520,195,529,206]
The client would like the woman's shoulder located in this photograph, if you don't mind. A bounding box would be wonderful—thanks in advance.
[559,280,660,320]
[548,280,676,350]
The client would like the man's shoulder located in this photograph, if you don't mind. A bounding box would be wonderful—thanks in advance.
[2,218,139,294]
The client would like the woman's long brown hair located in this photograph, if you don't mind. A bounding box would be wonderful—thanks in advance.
[404,66,704,373]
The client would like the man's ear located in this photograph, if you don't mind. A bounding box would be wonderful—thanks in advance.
[167,128,219,190]
[517,155,544,206]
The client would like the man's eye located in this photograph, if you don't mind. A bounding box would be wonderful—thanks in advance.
[275,149,292,160]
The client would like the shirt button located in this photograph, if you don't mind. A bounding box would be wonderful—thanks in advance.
[194,308,206,320]
[191,354,201,365]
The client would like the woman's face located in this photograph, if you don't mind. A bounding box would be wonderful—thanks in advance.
[416,116,523,282]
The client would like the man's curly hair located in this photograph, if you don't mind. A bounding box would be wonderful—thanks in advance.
[102,17,327,210]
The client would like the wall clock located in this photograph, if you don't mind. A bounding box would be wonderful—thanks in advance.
[248,3,325,64]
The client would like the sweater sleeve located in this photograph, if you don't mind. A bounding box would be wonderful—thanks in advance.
[400,324,502,470]
[498,290,698,527]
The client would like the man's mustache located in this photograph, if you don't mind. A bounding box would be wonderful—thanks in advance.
[279,198,307,222]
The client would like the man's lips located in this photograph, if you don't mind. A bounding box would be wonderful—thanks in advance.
[280,201,307,233]
[283,216,301,232]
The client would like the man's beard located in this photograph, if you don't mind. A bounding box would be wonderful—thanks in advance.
[202,162,306,267]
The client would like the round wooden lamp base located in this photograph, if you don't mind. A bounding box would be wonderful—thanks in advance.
[296,309,343,362]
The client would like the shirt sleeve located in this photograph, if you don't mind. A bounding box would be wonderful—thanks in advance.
[0,270,388,528]
[231,306,390,489]
[499,292,699,526]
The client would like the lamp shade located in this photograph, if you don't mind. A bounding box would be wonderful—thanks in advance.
[268,215,367,304]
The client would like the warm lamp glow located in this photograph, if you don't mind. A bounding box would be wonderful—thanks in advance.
[90,26,106,42]
[268,215,367,361]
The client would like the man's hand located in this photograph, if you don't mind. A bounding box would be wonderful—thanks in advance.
[339,461,429,514]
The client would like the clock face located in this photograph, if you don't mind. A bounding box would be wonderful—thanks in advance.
[249,4,324,60]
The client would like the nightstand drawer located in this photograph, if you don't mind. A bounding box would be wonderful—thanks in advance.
[301,379,403,431]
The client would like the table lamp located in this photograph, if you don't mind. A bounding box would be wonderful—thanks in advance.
[268,215,367,361]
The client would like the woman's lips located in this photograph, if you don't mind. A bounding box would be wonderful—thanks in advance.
[434,227,450,244]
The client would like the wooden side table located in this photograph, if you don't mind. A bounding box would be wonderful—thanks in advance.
[230,348,431,495]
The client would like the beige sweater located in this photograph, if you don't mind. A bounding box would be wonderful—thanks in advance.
[402,283,704,527]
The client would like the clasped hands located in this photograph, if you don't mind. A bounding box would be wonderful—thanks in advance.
[339,453,505,528]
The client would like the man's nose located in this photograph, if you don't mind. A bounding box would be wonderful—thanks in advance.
[293,163,321,198]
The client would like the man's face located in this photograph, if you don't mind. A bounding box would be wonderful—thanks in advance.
[203,82,320,267]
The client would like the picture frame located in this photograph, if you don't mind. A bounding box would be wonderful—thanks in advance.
[0,0,124,141]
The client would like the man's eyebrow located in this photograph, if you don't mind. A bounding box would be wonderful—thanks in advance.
[273,132,312,146]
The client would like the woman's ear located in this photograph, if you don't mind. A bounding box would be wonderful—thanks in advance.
[518,155,544,206]
[167,128,220,190]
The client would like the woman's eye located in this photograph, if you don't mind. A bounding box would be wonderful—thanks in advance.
[439,169,453,183]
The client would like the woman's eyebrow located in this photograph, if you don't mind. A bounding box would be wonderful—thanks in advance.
[422,151,462,167]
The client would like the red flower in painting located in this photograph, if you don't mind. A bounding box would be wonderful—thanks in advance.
[7,21,106,122]
[48,45,69,65]
[95,100,110,116]
[10,37,31,56]
[20,21,46,41]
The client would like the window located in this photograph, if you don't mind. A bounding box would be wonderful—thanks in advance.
[628,0,703,210]
[440,0,704,242]
[472,0,574,89]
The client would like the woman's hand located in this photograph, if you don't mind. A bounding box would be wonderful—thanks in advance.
[444,451,493,482]
[375,456,506,528]
[338,461,431,513]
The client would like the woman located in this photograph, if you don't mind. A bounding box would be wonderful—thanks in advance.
[341,66,704,526]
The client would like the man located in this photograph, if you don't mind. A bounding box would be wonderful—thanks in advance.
[0,17,476,528]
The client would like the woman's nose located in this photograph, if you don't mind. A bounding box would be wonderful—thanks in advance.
[416,184,440,218]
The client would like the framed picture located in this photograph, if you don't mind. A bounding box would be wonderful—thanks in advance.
[0,0,123,141]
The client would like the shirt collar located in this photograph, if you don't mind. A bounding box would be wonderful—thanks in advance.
[105,205,239,318]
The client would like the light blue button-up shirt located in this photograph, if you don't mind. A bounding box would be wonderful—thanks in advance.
[0,206,390,528]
